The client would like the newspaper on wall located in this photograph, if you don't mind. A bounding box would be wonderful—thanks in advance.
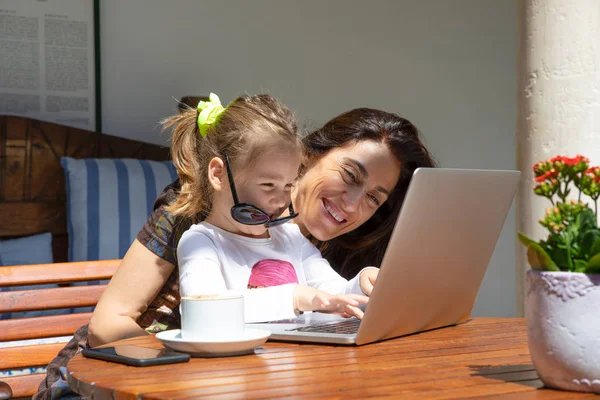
[0,0,96,131]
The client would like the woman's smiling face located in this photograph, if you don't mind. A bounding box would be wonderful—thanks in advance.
[292,140,401,241]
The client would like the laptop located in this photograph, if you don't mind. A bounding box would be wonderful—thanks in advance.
[248,168,520,345]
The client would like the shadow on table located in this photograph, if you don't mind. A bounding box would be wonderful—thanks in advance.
[469,364,544,388]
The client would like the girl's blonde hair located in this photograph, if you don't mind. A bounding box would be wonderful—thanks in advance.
[163,94,300,223]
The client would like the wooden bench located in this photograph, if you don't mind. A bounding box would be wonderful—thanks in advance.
[0,260,119,399]
[0,114,171,399]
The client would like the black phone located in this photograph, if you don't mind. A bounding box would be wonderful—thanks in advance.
[82,345,190,367]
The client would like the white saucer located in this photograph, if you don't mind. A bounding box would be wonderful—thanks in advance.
[155,328,271,357]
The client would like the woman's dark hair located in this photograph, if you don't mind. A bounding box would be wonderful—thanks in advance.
[303,108,437,279]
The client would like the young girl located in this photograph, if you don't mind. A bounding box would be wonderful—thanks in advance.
[164,93,377,323]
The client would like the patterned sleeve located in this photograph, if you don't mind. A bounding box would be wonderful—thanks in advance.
[136,180,185,266]
[134,179,194,332]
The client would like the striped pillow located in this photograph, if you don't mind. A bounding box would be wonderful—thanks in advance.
[61,157,178,261]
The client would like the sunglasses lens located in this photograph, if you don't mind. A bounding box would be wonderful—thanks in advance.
[231,206,269,225]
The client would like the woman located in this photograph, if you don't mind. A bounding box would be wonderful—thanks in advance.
[35,107,436,399]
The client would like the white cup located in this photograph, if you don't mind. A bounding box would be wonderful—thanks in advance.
[180,292,245,342]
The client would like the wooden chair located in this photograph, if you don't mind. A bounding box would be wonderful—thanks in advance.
[0,116,170,399]
[0,260,119,399]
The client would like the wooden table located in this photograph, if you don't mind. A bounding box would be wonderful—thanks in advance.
[66,318,596,399]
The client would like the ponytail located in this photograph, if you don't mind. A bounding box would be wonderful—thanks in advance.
[163,107,208,222]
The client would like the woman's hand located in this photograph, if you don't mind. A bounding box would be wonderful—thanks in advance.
[359,267,379,296]
[293,285,369,319]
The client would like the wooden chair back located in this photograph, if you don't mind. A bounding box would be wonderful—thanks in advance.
[0,259,118,399]
[0,115,171,262]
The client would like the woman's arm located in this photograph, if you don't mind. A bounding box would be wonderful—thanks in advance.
[88,239,174,347]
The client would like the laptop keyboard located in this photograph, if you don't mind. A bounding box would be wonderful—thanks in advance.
[286,318,361,335]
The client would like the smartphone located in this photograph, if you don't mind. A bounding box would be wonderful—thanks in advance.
[82,345,190,367]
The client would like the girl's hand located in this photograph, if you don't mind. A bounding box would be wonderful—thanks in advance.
[293,285,369,319]
[359,267,379,296]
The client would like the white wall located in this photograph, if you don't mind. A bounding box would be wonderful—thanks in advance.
[100,0,517,317]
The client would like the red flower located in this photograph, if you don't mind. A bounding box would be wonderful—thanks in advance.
[583,166,600,183]
[549,155,589,166]
[535,169,558,182]
[585,166,600,175]
[565,155,588,166]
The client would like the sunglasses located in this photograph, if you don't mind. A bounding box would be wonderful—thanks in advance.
[223,152,299,228]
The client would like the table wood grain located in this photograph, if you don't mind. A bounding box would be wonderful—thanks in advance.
[66,318,596,399]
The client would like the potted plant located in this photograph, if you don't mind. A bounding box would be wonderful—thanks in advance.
[518,155,600,393]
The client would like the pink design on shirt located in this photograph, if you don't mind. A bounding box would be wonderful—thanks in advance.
[247,259,299,289]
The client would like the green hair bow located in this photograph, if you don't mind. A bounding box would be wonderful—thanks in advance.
[197,92,225,137]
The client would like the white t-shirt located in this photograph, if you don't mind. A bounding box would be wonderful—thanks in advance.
[178,222,370,323]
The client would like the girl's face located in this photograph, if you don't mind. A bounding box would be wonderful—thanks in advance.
[209,142,301,238]
[292,140,401,241]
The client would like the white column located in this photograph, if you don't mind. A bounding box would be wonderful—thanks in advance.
[517,0,600,316]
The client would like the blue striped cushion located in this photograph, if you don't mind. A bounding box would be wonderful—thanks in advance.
[61,157,178,261]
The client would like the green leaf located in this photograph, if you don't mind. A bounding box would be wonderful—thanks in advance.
[517,232,539,248]
[526,246,549,270]
[580,230,600,259]
[590,237,600,257]
[585,253,600,274]
[574,259,588,272]
[580,208,597,226]
[518,232,561,271]
[527,248,560,272]
[547,246,570,270]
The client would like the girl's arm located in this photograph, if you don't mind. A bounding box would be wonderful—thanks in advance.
[88,240,174,347]
[299,231,378,296]
[178,229,368,322]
